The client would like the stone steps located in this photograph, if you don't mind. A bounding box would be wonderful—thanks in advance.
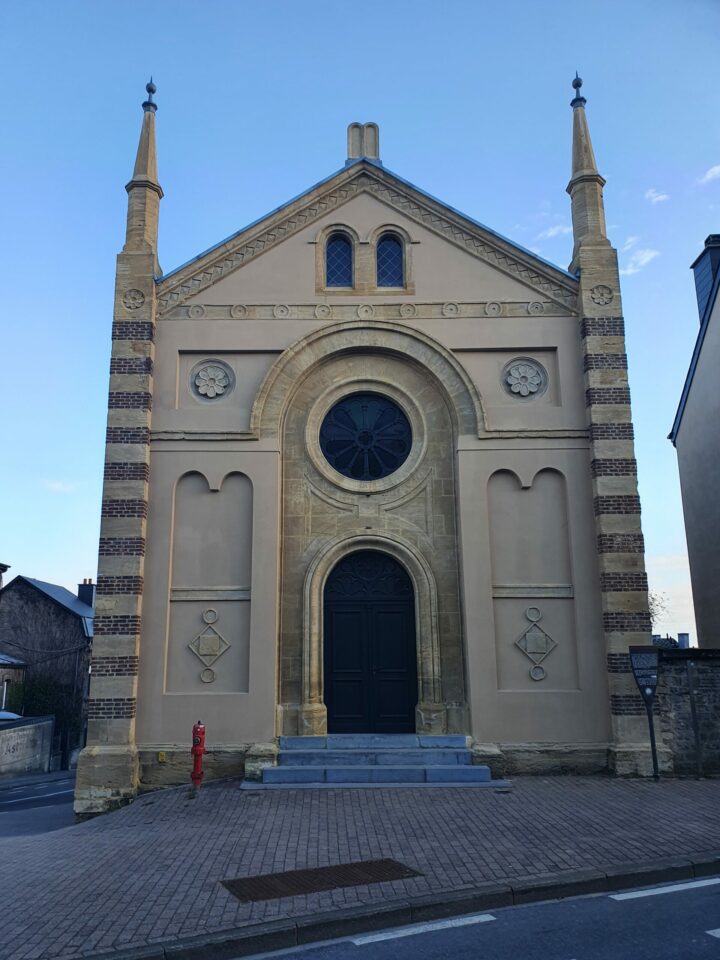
[240,734,511,790]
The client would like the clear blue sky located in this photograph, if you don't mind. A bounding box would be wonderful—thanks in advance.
[2,0,718,640]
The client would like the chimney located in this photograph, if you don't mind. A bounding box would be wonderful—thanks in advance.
[690,235,720,322]
[78,578,96,608]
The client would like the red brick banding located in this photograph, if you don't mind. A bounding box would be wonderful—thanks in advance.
[600,572,649,592]
[594,495,641,516]
[108,392,152,410]
[591,458,638,478]
[586,387,632,406]
[581,317,625,338]
[91,656,139,677]
[106,426,150,445]
[607,653,631,673]
[112,321,154,341]
[597,533,645,553]
[610,694,646,716]
[110,356,153,375]
[93,615,142,636]
[589,423,634,440]
[88,698,137,719]
[101,500,148,519]
[98,537,146,556]
[603,611,652,632]
[584,354,628,371]
[96,576,144,595]
[104,462,150,482]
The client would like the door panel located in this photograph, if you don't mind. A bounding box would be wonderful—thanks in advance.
[324,551,417,734]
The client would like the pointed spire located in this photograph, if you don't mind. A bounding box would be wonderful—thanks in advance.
[124,80,163,262]
[566,74,608,272]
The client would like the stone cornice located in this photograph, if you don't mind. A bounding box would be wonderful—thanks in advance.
[156,165,579,315]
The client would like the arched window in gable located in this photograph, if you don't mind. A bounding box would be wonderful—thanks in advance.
[376,233,404,287]
[325,233,353,287]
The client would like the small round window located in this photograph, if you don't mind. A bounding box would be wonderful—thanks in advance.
[319,392,412,481]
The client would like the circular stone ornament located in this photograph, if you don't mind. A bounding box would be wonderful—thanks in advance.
[400,303,417,318]
[442,302,459,318]
[485,301,502,317]
[319,392,412,481]
[190,360,235,401]
[315,304,332,320]
[590,284,614,306]
[502,358,548,400]
[189,304,206,319]
[200,668,215,683]
[230,304,248,319]
[527,301,544,316]
[530,665,546,682]
[357,304,375,320]
[274,304,290,319]
[123,288,145,310]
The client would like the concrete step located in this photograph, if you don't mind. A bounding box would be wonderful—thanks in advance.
[240,780,511,791]
[277,749,470,767]
[278,734,469,751]
[262,764,492,785]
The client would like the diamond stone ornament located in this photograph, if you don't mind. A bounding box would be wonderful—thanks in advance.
[188,609,231,682]
[515,607,557,681]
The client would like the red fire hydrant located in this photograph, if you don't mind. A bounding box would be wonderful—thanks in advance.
[191,720,206,790]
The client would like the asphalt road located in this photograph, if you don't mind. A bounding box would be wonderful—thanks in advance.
[241,877,720,960]
[0,773,75,836]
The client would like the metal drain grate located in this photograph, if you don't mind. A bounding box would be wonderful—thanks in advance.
[222,858,422,902]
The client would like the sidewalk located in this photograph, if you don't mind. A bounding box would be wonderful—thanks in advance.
[3,776,720,960]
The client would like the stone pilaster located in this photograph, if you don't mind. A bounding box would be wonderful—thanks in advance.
[75,84,161,816]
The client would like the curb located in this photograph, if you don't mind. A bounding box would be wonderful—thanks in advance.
[75,850,720,960]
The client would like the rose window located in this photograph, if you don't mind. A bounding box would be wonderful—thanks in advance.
[319,392,412,481]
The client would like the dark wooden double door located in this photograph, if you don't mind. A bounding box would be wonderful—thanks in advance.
[323,551,418,734]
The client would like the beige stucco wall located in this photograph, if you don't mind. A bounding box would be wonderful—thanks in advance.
[134,186,609,759]
[675,294,720,647]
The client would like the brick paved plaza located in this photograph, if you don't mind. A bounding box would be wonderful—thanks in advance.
[5,777,720,959]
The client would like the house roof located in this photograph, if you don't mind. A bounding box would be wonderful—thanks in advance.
[0,652,26,668]
[3,576,94,638]
[669,260,720,443]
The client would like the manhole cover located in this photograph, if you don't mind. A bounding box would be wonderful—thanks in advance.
[222,858,422,902]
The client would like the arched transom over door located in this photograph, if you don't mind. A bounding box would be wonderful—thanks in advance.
[323,551,418,734]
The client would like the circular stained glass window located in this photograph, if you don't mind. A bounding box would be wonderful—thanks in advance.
[319,392,412,481]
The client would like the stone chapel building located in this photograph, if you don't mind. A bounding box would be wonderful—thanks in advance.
[75,78,652,814]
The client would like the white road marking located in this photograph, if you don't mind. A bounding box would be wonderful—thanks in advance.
[707,929,720,938]
[0,789,74,805]
[610,877,720,900]
[350,913,495,944]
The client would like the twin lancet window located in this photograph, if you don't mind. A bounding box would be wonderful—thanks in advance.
[325,232,405,289]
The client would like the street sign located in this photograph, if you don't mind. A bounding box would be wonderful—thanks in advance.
[628,645,660,780]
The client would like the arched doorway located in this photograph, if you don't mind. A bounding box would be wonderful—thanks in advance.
[323,550,418,733]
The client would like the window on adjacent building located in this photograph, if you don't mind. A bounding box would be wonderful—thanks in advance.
[326,233,353,287]
[376,233,404,287]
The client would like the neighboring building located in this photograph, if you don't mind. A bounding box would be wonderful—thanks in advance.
[670,236,720,647]
[0,576,95,762]
[0,563,10,590]
[0,653,26,710]
[76,76,652,815]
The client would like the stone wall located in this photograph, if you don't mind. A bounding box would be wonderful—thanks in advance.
[658,649,720,776]
[0,717,54,777]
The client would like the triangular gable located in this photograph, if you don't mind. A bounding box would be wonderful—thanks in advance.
[156,160,578,314]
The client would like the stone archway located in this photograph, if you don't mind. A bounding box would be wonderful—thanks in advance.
[300,534,445,736]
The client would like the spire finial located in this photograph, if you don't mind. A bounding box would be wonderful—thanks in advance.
[571,71,586,108]
[142,77,157,114]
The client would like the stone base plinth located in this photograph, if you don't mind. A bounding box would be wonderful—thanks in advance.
[74,745,140,817]
[473,741,611,776]
[609,742,674,777]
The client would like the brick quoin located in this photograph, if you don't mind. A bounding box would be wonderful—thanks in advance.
[111,321,154,341]
[610,694,647,716]
[586,387,632,406]
[101,500,148,519]
[583,354,628,372]
[581,317,625,338]
[591,458,637,478]
[597,533,645,553]
[109,356,154,375]
[589,423,634,440]
[607,653,631,673]
[104,462,150,482]
[600,572,649,592]
[108,392,152,411]
[93,615,142,636]
[106,426,150,444]
[87,698,137,719]
[96,576,144,595]
[603,611,652,632]
[98,537,146,556]
[91,656,140,677]
[594,495,641,516]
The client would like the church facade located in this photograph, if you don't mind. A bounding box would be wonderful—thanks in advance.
[76,80,654,814]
